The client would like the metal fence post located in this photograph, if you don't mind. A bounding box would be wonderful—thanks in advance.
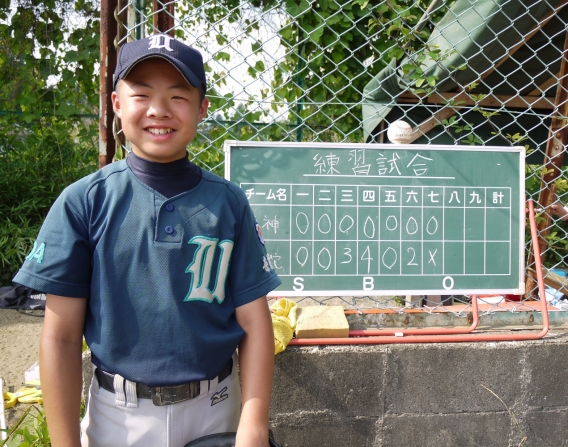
[153,1,175,36]
[99,0,119,168]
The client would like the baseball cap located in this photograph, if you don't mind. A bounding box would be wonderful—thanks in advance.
[113,34,207,92]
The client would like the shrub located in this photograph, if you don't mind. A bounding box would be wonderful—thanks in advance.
[0,116,97,285]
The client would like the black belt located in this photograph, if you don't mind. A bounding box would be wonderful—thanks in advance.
[95,358,233,406]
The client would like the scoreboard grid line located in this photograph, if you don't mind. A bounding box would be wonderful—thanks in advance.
[250,184,512,278]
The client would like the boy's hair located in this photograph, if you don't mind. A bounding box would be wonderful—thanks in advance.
[113,34,207,95]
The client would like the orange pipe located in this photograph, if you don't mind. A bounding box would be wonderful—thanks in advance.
[348,295,479,337]
[289,200,550,345]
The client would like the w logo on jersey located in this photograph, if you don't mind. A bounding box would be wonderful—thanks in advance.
[184,236,233,304]
[148,34,173,51]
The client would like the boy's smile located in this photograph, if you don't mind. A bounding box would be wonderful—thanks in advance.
[112,58,208,163]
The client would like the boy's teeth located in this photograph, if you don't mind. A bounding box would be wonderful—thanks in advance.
[148,128,173,135]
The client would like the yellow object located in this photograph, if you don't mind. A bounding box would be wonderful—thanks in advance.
[3,386,44,407]
[15,386,42,404]
[3,392,16,409]
[270,298,297,355]
[17,391,43,404]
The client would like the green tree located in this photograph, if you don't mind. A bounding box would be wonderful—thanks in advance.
[0,0,451,283]
[0,0,99,285]
[175,0,449,145]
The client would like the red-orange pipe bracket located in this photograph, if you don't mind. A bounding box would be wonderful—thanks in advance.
[289,200,550,345]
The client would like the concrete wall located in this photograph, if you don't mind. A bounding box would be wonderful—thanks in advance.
[269,334,568,447]
[80,333,568,446]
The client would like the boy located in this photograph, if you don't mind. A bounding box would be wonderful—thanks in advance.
[14,34,281,447]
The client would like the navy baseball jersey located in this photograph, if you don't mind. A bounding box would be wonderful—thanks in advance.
[14,160,281,386]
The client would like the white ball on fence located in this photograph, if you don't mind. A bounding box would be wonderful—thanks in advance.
[387,120,413,144]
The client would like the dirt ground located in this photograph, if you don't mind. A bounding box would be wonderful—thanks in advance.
[0,309,44,428]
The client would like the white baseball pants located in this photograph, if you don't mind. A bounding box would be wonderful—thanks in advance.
[80,354,241,447]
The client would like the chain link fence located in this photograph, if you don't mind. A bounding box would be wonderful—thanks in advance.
[112,0,568,318]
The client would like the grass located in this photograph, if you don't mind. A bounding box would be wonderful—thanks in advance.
[0,405,50,447]
[1,344,88,446]
[481,384,528,447]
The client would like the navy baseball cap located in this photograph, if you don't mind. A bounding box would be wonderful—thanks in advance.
[113,34,207,92]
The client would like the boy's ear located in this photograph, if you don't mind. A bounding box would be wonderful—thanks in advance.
[111,91,122,119]
[197,97,209,123]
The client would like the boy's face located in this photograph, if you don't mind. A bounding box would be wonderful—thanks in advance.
[111,58,208,163]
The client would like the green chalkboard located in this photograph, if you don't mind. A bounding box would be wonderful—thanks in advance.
[224,141,525,296]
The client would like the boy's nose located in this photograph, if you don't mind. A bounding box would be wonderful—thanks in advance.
[147,99,172,118]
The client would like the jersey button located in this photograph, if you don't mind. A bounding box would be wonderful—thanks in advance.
[165,204,174,212]
[164,225,174,234]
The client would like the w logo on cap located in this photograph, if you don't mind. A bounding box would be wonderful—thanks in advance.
[148,34,173,51]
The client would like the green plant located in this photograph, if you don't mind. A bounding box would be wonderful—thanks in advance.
[0,117,98,285]
[176,0,453,145]
[392,295,406,307]
[0,405,50,447]
[0,1,99,284]
[524,161,568,268]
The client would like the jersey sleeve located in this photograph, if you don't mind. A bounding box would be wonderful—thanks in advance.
[13,183,92,298]
[228,193,281,307]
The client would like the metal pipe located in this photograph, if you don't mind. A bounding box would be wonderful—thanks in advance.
[99,0,118,168]
[348,295,479,337]
[526,28,568,296]
[289,200,549,345]
[153,0,175,35]
[413,0,444,34]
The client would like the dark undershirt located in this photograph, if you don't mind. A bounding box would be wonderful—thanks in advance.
[126,151,202,199]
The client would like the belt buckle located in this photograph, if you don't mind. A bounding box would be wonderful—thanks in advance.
[150,383,199,406]
[151,387,174,406]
